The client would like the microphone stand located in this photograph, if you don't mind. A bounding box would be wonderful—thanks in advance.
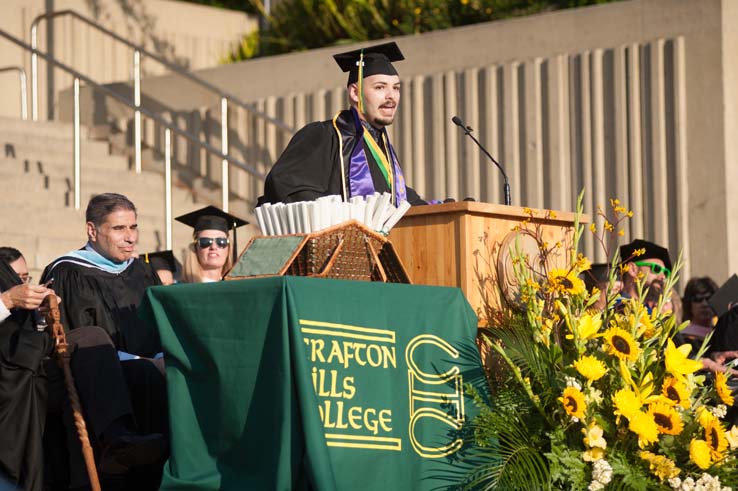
[453,117,511,206]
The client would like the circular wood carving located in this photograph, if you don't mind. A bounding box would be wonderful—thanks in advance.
[496,229,549,308]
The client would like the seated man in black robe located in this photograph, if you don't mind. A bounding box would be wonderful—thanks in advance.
[41,193,167,489]
[0,256,54,491]
[261,42,426,207]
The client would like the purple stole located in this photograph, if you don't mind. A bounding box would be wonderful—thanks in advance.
[339,108,408,204]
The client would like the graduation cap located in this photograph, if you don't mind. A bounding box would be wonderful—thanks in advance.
[142,250,177,273]
[618,239,672,271]
[175,206,249,262]
[581,263,611,292]
[333,42,405,85]
[709,274,738,318]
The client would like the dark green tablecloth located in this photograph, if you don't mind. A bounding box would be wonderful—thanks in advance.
[139,276,487,491]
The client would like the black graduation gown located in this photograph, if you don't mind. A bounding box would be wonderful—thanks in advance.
[40,257,162,358]
[0,260,52,491]
[262,109,425,205]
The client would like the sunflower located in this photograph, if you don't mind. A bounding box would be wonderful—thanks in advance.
[715,371,735,406]
[689,439,712,470]
[661,376,691,409]
[603,327,640,362]
[629,411,659,448]
[664,339,703,380]
[703,417,728,461]
[547,268,586,296]
[560,386,586,420]
[613,387,641,420]
[648,402,684,435]
[573,355,607,381]
[639,451,681,481]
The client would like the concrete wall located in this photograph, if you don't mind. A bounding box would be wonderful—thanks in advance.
[116,0,732,284]
[16,0,736,284]
[0,0,255,120]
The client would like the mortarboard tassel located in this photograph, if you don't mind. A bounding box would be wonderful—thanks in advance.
[357,49,365,114]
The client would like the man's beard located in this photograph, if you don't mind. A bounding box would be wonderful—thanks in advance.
[644,279,666,308]
[370,115,394,128]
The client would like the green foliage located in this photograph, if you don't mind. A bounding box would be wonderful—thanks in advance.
[224,0,620,60]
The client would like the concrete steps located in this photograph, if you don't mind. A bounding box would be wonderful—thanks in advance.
[0,117,214,278]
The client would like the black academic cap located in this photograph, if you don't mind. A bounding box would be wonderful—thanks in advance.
[580,263,613,293]
[142,250,177,273]
[709,274,738,318]
[619,239,672,272]
[333,42,404,85]
[175,206,249,262]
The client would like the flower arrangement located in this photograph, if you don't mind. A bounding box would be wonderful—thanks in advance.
[465,195,738,491]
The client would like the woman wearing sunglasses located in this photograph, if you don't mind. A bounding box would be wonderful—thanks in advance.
[680,276,719,348]
[175,206,248,283]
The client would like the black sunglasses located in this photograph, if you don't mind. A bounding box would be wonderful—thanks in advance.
[196,237,229,249]
[691,293,712,303]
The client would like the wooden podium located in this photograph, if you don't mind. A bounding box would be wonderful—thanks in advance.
[388,201,584,321]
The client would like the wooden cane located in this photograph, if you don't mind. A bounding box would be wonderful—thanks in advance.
[44,296,102,491]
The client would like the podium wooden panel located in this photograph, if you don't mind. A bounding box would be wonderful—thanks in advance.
[388,202,584,320]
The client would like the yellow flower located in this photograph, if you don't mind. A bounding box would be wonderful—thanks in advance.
[573,355,607,381]
[664,339,703,380]
[690,439,712,470]
[582,447,605,462]
[574,254,591,273]
[547,268,586,296]
[725,425,738,450]
[704,417,728,461]
[715,371,735,406]
[582,422,607,449]
[639,451,681,481]
[560,387,586,420]
[571,313,602,341]
[613,388,641,420]
[603,327,640,362]
[662,376,691,409]
[648,402,683,435]
[629,411,659,447]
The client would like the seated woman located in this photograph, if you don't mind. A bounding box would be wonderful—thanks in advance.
[680,276,718,350]
[175,206,248,283]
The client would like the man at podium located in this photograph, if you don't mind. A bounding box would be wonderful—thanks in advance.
[260,42,426,207]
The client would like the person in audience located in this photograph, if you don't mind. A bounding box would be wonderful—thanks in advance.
[680,276,719,348]
[0,254,54,491]
[0,247,32,284]
[40,193,168,489]
[617,239,737,375]
[618,239,673,314]
[176,206,247,283]
[581,262,621,310]
[142,251,178,286]
[260,42,425,206]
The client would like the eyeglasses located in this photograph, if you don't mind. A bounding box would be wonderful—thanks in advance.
[633,261,671,278]
[195,237,229,249]
[691,293,712,303]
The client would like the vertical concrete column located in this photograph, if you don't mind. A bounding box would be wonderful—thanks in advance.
[546,55,571,212]
[483,65,500,204]
[400,76,414,187]
[464,67,481,200]
[411,75,426,197]
[524,58,544,209]
[444,70,459,199]
[672,36,691,280]
[591,49,606,261]
[627,43,645,240]
[613,45,630,210]
[502,62,520,205]
[431,73,446,201]
[650,39,669,246]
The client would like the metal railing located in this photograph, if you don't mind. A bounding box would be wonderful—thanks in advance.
[0,28,269,249]
[0,66,28,120]
[30,9,294,209]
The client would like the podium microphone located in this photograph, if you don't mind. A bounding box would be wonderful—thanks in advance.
[452,116,511,206]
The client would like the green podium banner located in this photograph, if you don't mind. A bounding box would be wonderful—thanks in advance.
[139,276,487,491]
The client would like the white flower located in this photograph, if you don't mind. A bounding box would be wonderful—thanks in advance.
[591,459,612,486]
[710,404,728,419]
[565,376,582,390]
[668,477,682,490]
[588,482,604,491]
